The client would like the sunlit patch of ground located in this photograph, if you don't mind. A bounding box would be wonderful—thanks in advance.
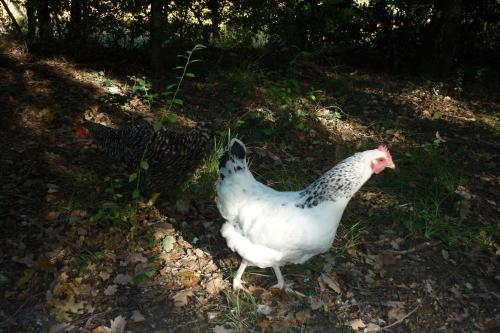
[0,41,498,332]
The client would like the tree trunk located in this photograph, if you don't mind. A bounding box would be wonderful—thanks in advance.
[207,0,222,43]
[425,0,464,76]
[26,0,36,46]
[151,0,165,73]
[0,0,22,36]
[37,0,52,44]
[69,0,83,41]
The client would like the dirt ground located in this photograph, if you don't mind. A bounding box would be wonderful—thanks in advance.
[0,41,499,333]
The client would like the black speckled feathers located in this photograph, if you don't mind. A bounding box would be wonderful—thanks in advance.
[83,121,210,189]
[218,139,247,181]
[296,154,364,209]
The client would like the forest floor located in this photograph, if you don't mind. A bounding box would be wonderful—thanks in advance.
[0,40,499,333]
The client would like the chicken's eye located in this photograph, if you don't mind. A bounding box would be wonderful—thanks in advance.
[377,158,384,162]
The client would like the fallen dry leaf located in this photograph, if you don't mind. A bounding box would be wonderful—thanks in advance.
[130,310,145,322]
[172,289,195,307]
[103,284,118,296]
[309,296,324,310]
[129,252,148,264]
[441,249,449,260]
[295,309,311,324]
[49,323,73,333]
[46,211,60,221]
[162,236,176,253]
[257,304,272,315]
[213,325,233,333]
[366,323,381,332]
[101,315,126,333]
[387,301,406,322]
[179,270,200,288]
[113,274,133,285]
[99,271,111,281]
[257,314,271,330]
[153,222,174,240]
[205,277,225,294]
[319,273,341,293]
[349,319,366,331]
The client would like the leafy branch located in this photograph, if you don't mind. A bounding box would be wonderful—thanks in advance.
[129,43,206,199]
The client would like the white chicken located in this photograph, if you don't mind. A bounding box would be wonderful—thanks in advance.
[216,139,395,290]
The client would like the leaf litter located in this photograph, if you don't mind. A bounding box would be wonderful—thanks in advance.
[0,42,498,333]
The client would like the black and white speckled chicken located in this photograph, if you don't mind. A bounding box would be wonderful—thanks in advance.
[76,120,210,191]
[216,139,395,290]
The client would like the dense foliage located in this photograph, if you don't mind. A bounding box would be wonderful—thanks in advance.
[1,0,499,74]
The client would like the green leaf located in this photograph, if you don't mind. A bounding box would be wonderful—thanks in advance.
[166,113,177,123]
[162,236,175,253]
[295,122,306,130]
[145,268,156,278]
[185,73,195,78]
[165,84,176,91]
[175,66,184,70]
[176,55,189,59]
[133,273,148,285]
[128,173,138,182]
[132,189,140,199]
[153,121,162,132]
[173,98,183,105]
[194,44,206,50]
[189,59,200,64]
[140,160,149,170]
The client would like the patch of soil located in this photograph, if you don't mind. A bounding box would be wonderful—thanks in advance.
[0,41,498,333]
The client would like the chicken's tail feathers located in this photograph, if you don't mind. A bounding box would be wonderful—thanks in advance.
[217,138,250,183]
[229,138,246,159]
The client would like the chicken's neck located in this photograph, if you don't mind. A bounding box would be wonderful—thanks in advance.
[295,154,371,209]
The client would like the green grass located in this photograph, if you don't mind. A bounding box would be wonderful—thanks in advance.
[254,166,314,192]
[224,291,260,333]
[477,111,500,133]
[333,219,365,258]
[379,144,494,248]
[207,63,264,98]
[181,130,232,201]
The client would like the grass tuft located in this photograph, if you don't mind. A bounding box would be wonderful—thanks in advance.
[379,145,493,248]
[224,291,259,333]
[181,130,233,201]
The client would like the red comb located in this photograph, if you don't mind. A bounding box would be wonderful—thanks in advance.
[377,145,392,158]
[75,121,89,138]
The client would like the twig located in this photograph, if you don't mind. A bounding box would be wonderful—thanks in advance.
[381,241,441,255]
[378,300,422,331]
[10,291,42,317]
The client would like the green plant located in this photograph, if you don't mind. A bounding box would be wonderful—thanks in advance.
[182,130,232,201]
[207,63,264,98]
[382,145,475,246]
[255,167,313,192]
[224,291,259,333]
[333,219,364,258]
[128,44,206,200]
[454,66,464,96]
[129,75,154,103]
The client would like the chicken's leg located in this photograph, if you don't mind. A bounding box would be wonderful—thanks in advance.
[272,265,285,289]
[233,260,248,290]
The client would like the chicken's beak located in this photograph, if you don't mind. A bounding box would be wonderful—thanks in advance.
[388,162,396,169]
